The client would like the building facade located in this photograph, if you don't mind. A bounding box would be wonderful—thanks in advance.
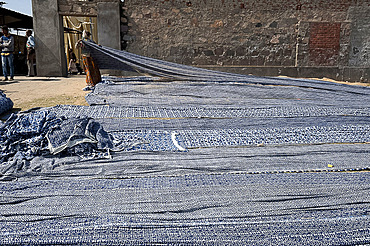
[32,0,370,81]
[124,0,370,82]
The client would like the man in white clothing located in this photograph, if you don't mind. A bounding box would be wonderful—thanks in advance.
[26,29,35,77]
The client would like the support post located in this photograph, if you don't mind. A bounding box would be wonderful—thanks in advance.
[32,0,67,77]
[97,1,121,50]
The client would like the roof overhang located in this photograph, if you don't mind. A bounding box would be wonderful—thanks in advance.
[0,7,33,29]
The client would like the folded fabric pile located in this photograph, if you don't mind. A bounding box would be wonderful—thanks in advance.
[0,91,13,115]
[0,111,114,176]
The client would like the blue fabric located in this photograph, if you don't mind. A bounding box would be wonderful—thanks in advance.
[1,53,14,78]
[0,111,117,175]
[85,76,369,108]
[1,43,369,244]
[0,91,13,115]
[26,35,35,48]
[0,172,369,245]
[48,104,370,119]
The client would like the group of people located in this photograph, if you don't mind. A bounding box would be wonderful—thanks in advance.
[0,25,35,81]
[0,25,100,91]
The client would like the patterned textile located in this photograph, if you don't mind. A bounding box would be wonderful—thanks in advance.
[0,91,13,115]
[0,172,369,245]
[85,77,370,108]
[46,117,114,155]
[0,111,59,166]
[0,111,118,176]
[83,55,102,87]
[1,43,370,244]
[47,104,370,119]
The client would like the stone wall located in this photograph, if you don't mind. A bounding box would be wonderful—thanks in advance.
[123,0,370,81]
[58,0,120,16]
[348,6,370,67]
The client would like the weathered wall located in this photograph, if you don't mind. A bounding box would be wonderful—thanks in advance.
[32,0,121,76]
[124,0,370,81]
[348,6,370,67]
[32,0,68,77]
[33,0,370,80]
[97,1,121,49]
[58,0,119,16]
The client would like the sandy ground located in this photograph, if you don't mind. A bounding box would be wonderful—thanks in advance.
[0,75,89,112]
[0,74,369,113]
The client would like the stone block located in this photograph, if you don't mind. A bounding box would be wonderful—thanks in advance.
[280,18,298,27]
[235,47,246,56]
[269,21,278,28]
[191,18,199,27]
[281,58,294,66]
[250,56,265,66]
[283,49,293,57]
[203,50,215,56]
[235,57,251,66]
[270,35,280,44]
[172,8,180,14]
[225,49,235,57]
[59,4,72,12]
[210,20,224,28]
[214,47,224,56]
[72,4,82,13]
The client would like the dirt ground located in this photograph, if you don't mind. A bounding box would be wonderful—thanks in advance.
[0,74,369,113]
[0,75,89,112]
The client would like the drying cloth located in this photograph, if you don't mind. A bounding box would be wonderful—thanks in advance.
[86,77,370,108]
[0,172,369,245]
[1,43,370,244]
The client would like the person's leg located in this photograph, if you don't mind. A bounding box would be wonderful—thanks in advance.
[90,57,101,86]
[27,53,35,76]
[82,56,93,90]
[1,55,8,80]
[83,56,91,85]
[8,54,14,79]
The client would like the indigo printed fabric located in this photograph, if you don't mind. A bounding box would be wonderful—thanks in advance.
[0,43,369,245]
[0,91,13,115]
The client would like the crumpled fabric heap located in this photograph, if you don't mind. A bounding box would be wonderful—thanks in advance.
[0,91,13,115]
[0,111,114,176]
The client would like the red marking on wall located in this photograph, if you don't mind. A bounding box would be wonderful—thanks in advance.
[309,22,341,66]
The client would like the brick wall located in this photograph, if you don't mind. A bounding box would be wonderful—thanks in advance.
[309,23,341,66]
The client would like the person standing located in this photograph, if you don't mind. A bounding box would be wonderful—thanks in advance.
[26,29,35,77]
[76,30,101,91]
[68,48,78,74]
[0,25,14,81]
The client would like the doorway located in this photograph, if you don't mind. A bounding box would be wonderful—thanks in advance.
[63,16,98,74]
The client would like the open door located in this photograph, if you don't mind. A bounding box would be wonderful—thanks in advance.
[63,16,97,75]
